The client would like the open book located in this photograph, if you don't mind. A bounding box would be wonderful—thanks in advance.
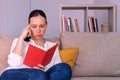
[23,43,58,68]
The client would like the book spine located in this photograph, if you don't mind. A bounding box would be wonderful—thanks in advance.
[88,16,95,32]
[74,19,80,32]
[93,17,99,32]
[62,15,68,32]
[68,17,74,32]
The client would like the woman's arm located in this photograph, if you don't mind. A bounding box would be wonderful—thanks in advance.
[7,38,24,67]
[7,25,31,67]
[13,25,31,56]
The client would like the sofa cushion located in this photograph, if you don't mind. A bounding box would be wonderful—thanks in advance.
[60,48,78,70]
[0,34,14,73]
[60,32,120,77]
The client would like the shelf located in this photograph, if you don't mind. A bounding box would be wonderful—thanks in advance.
[59,4,117,32]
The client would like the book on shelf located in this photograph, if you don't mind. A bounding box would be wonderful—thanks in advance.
[71,18,80,32]
[67,17,74,32]
[71,18,76,32]
[23,43,58,68]
[88,16,99,32]
[93,17,99,32]
[74,19,80,32]
[88,16,95,32]
[62,15,68,32]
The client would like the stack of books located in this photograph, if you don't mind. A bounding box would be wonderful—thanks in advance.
[61,15,80,32]
[88,16,99,32]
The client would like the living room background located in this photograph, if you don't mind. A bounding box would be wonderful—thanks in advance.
[0,0,119,38]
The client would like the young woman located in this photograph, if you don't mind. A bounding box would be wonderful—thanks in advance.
[0,9,72,80]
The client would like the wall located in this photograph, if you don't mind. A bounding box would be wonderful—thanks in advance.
[0,0,30,37]
[0,0,119,38]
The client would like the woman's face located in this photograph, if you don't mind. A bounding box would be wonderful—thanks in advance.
[30,15,47,40]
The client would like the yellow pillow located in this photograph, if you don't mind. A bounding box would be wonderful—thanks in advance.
[59,48,78,70]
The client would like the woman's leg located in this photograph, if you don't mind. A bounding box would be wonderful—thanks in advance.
[46,63,72,80]
[0,68,48,80]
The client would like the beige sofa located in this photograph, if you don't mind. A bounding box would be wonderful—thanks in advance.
[1,32,120,80]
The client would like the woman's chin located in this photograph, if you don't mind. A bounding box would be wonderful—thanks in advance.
[32,35,43,40]
[35,36,43,40]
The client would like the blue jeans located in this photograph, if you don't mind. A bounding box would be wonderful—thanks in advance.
[0,63,72,80]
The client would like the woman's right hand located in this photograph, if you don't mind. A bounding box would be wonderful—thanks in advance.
[19,24,31,40]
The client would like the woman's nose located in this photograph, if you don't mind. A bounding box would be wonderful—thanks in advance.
[37,27,41,32]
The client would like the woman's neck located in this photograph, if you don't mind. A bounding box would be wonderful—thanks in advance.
[33,38,45,47]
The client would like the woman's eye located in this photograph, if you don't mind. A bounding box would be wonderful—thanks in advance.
[31,25,36,28]
[40,25,45,28]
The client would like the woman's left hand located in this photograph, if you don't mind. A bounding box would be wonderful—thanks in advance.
[33,64,45,71]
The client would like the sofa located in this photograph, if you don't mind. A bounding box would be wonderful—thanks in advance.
[1,32,120,80]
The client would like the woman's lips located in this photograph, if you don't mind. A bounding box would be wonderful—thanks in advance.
[36,34,42,37]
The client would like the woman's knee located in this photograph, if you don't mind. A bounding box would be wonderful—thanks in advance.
[60,63,71,72]
[54,63,72,76]
[56,63,71,70]
[47,63,72,80]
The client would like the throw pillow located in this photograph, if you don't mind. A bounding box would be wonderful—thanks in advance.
[59,48,78,70]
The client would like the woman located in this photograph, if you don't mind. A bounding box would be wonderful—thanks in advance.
[0,9,72,80]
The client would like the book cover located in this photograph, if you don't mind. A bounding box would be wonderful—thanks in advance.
[23,43,58,68]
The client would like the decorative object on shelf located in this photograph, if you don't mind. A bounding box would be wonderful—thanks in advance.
[101,24,110,32]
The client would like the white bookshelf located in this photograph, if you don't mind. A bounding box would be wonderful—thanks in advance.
[59,4,117,32]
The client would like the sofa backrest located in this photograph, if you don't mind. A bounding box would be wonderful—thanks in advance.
[0,34,14,73]
[60,32,120,77]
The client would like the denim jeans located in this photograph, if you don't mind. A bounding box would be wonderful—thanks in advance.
[0,63,72,80]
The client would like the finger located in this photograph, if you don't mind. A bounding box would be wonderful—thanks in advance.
[27,30,31,37]
[25,24,31,30]
[33,66,40,69]
[25,24,32,37]
[33,66,45,71]
[38,64,44,68]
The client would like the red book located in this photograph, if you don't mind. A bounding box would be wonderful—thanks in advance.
[88,16,95,32]
[23,43,58,68]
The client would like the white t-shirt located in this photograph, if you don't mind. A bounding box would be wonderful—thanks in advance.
[4,38,62,72]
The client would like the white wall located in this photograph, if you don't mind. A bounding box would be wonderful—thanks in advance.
[0,0,30,37]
